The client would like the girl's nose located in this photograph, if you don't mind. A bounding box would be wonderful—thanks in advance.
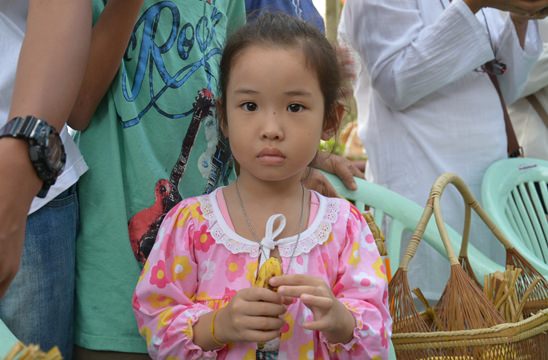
[260,112,284,140]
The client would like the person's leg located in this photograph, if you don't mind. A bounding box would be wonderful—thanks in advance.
[73,346,152,360]
[0,186,78,359]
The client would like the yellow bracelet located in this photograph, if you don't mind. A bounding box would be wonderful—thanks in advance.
[210,309,226,347]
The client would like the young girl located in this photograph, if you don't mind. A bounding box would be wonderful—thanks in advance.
[133,12,391,360]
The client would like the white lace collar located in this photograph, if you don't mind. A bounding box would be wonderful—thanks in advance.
[199,188,340,258]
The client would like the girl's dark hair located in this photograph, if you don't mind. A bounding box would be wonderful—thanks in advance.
[219,12,343,133]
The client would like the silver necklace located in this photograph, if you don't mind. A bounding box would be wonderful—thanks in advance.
[235,180,306,275]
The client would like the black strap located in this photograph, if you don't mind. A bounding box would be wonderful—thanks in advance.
[487,73,523,158]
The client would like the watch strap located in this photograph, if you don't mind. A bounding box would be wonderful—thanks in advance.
[0,115,45,140]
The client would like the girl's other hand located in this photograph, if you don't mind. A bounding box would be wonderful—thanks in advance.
[215,287,287,344]
[271,274,356,344]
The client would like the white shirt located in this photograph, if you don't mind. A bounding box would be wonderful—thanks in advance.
[340,0,540,299]
[508,19,548,160]
[0,0,88,214]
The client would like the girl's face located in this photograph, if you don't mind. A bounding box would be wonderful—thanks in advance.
[223,44,330,184]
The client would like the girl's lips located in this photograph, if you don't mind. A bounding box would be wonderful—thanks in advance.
[257,148,285,158]
[257,148,286,164]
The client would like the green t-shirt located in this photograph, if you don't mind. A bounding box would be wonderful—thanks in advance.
[75,0,245,352]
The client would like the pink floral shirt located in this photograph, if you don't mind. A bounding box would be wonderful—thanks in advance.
[133,188,391,359]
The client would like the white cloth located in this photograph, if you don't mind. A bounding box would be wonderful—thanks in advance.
[337,8,371,148]
[340,0,541,299]
[508,19,548,160]
[0,0,88,214]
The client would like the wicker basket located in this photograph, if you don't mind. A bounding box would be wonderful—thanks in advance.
[389,173,548,359]
[392,309,548,359]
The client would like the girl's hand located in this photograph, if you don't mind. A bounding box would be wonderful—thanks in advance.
[271,274,356,344]
[215,287,287,344]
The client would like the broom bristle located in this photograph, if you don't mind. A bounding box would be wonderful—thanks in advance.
[389,269,443,360]
[459,255,481,289]
[389,269,432,333]
[506,248,548,300]
[436,264,505,331]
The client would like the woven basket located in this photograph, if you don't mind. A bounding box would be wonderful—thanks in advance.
[392,309,548,359]
[389,173,548,359]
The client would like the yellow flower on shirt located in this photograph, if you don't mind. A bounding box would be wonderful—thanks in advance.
[243,349,256,360]
[157,308,174,330]
[176,201,204,228]
[246,260,258,284]
[299,341,314,359]
[280,312,295,342]
[147,292,174,309]
[139,326,152,346]
[171,255,192,281]
[373,257,387,280]
[348,241,361,267]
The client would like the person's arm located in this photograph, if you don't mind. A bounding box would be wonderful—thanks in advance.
[465,0,548,49]
[134,199,229,358]
[68,0,144,131]
[345,0,546,112]
[0,0,91,297]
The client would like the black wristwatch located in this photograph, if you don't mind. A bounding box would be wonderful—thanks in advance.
[0,116,66,198]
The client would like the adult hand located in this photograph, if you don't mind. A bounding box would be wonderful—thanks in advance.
[271,274,356,344]
[465,0,548,14]
[512,6,548,20]
[215,287,287,344]
[0,140,41,297]
[305,151,363,197]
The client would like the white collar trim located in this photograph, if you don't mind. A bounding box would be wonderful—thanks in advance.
[199,188,340,258]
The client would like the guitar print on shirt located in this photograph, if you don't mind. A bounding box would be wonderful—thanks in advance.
[120,1,233,265]
[128,89,216,264]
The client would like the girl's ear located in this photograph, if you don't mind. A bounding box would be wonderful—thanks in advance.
[216,99,228,137]
[321,101,345,140]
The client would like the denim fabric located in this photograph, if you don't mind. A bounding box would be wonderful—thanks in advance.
[0,185,78,359]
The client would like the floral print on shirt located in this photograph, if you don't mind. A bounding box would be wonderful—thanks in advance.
[133,188,391,359]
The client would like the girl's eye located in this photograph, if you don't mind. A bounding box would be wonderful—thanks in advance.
[241,102,258,112]
[287,104,304,113]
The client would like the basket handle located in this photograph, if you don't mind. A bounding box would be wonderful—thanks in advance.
[399,173,514,271]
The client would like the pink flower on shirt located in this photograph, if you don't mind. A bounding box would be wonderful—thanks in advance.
[194,224,215,252]
[225,254,245,282]
[223,287,237,300]
[150,260,170,288]
[363,233,378,252]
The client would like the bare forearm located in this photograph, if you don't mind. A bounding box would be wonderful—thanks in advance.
[0,0,91,297]
[192,310,226,351]
[322,301,356,344]
[8,0,91,131]
[68,0,144,130]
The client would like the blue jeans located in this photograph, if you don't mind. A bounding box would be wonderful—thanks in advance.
[0,186,78,359]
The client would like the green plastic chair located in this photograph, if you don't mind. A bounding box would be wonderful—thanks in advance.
[324,172,506,360]
[323,172,503,278]
[481,158,548,276]
[0,319,19,358]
